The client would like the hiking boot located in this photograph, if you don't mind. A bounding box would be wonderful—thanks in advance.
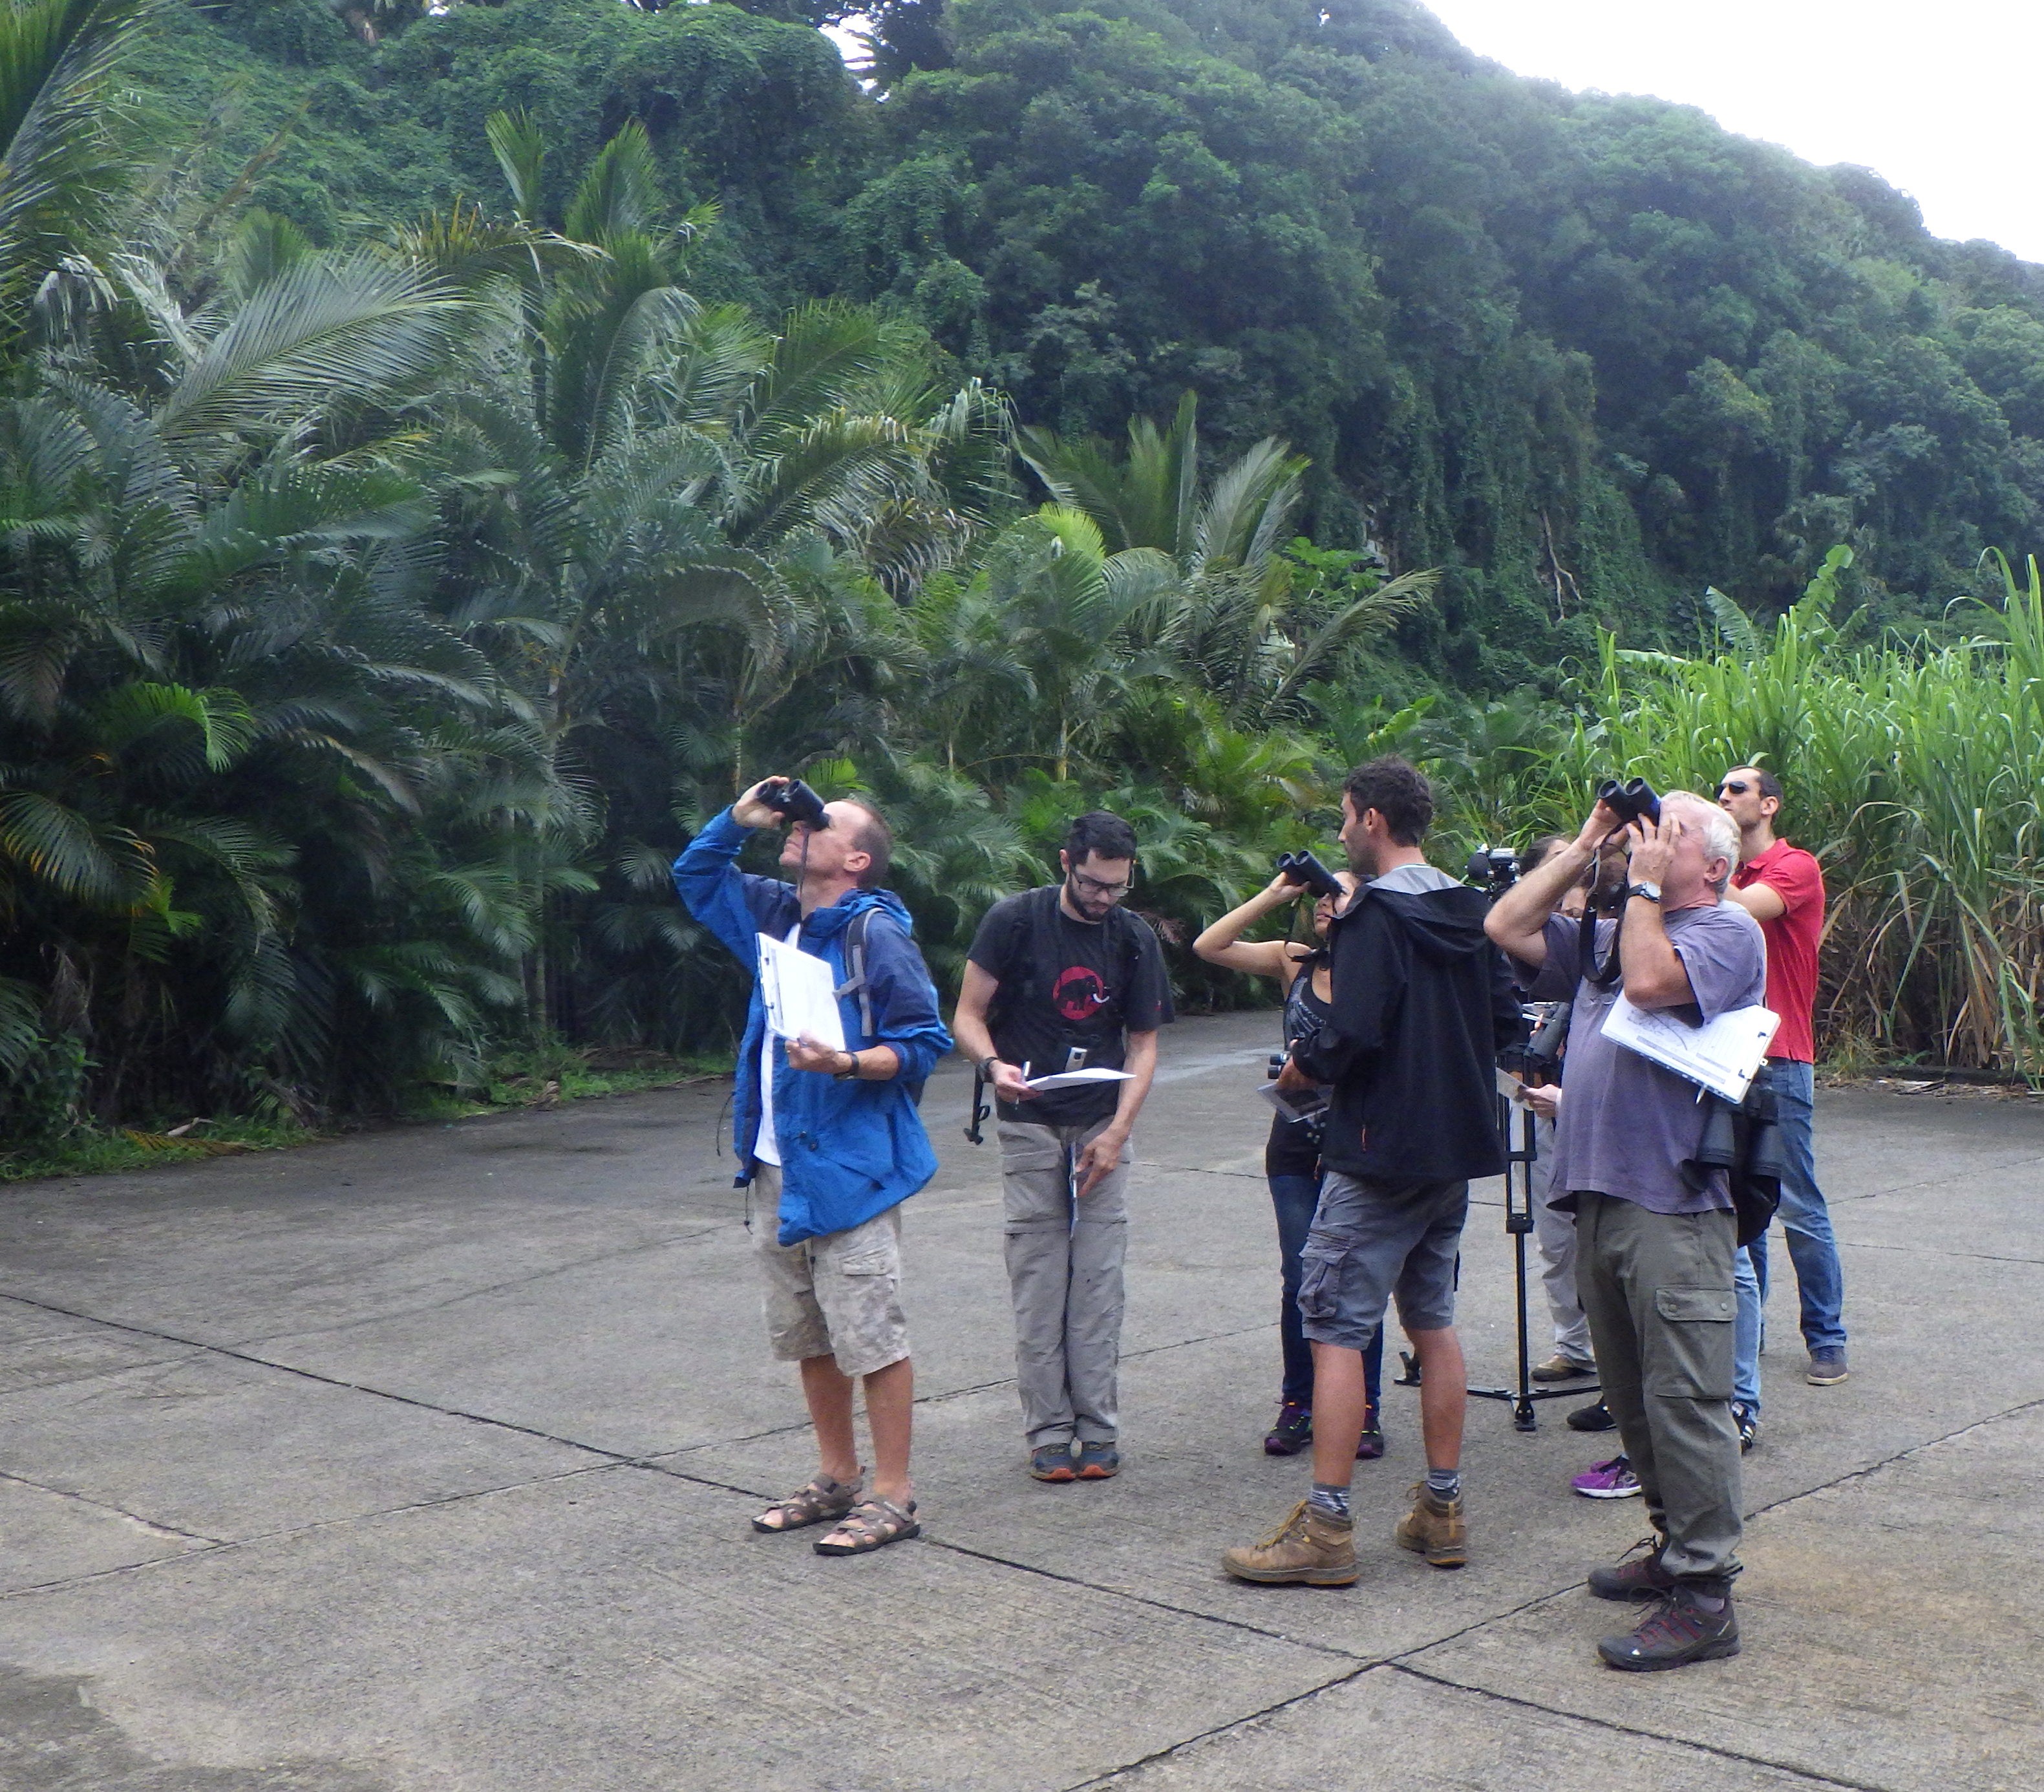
[1571,1455,1642,1499]
[1531,1353,1597,1383]
[1393,1484,1467,1568]
[1029,1443,1077,1482]
[1567,1398,1616,1433]
[1264,1402,1312,1456]
[1598,1583,1740,1670]
[1074,1441,1120,1479]
[1807,1347,1849,1386]
[1222,1500,1357,1586]
[1587,1538,1678,1601]
[1355,1425,1385,1462]
[1732,1402,1760,1454]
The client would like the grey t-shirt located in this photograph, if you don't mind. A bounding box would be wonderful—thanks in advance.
[1519,902,1767,1213]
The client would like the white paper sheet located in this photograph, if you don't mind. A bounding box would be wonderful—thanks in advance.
[755,932,846,1051]
[1601,996,1779,1104]
[1023,1067,1133,1092]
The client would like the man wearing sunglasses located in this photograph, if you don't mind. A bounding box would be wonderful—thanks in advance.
[953,811,1173,1482]
[1719,767,1848,1391]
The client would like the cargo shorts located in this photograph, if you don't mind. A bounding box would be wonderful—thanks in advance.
[751,1165,910,1378]
[1297,1171,1470,1350]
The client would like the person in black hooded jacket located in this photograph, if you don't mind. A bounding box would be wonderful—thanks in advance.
[1224,756,1524,1590]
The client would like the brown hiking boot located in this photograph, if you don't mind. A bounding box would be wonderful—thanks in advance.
[1394,1483,1467,1568]
[1222,1499,1357,1586]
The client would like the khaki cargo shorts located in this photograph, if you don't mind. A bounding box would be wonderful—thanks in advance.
[751,1165,910,1378]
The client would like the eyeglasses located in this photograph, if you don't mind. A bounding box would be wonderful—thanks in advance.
[1718,780,1751,796]
[1070,871,1133,900]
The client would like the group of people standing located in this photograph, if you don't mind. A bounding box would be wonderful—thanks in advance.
[673,754,1847,1673]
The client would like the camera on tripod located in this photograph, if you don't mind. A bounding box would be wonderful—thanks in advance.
[1465,846,1520,894]
[760,778,829,829]
[1274,851,1343,900]
[1595,777,1661,826]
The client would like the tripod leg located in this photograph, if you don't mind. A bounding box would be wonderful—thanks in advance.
[1513,1230,1537,1431]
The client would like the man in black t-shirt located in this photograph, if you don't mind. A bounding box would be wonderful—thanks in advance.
[953,811,1174,1482]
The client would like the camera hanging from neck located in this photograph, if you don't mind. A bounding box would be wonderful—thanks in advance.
[1581,838,1625,986]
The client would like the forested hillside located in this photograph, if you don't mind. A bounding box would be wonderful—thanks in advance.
[168,0,2044,683]
[0,0,2039,1164]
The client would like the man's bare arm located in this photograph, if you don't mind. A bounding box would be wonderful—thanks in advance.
[1484,802,1619,965]
[1726,880,1785,923]
[952,961,1033,1103]
[1615,816,1698,1010]
[1076,1028,1157,1197]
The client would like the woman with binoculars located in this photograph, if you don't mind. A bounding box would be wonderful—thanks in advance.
[1193,858,1388,1461]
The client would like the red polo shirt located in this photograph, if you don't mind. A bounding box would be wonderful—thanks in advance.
[1732,839,1825,1061]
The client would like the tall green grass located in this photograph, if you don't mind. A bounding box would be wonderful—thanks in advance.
[1503,551,2044,1075]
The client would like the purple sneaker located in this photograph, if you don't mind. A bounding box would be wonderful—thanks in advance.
[1264,1402,1312,1456]
[1571,1455,1643,1500]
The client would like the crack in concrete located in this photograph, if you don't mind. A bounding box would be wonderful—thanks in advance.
[1743,1388,2044,1523]
[0,1467,222,1547]
[220,1222,736,1349]
[1384,1665,1898,1792]
[1830,1236,2044,1268]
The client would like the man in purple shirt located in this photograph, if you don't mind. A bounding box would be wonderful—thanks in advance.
[1486,790,1763,1671]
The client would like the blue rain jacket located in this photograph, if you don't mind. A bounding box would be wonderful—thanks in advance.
[673,809,952,1244]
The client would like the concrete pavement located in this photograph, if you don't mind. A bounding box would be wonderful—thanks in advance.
[1,1010,2041,1790]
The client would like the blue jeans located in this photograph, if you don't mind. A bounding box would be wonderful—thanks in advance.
[1762,1061,1847,1352]
[1734,1243,1762,1415]
[1270,1171,1384,1421]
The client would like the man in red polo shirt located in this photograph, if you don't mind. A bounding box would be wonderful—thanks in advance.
[1721,767,1849,1388]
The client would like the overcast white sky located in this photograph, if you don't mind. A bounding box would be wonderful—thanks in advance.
[1420,1,2043,263]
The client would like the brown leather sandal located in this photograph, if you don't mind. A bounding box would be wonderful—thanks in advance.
[751,1476,860,1534]
[812,1495,921,1555]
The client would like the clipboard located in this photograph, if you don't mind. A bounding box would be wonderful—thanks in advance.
[1601,996,1778,1104]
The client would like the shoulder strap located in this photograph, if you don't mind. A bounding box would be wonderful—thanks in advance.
[833,908,877,1040]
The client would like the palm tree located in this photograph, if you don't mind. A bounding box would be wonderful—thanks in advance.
[0,0,154,344]
[423,114,1010,1036]
[1019,392,1437,729]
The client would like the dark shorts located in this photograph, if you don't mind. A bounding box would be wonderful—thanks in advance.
[1297,1172,1469,1350]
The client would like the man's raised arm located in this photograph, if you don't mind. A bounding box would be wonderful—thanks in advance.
[1485,801,1617,967]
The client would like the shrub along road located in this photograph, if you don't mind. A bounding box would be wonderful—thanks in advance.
[0,1010,2038,1791]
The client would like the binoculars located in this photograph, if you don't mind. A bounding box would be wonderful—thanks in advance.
[1595,777,1661,826]
[1275,851,1343,900]
[761,778,829,829]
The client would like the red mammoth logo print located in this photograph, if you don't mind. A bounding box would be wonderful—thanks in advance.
[1053,965,1111,1023]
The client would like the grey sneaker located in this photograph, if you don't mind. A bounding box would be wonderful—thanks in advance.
[1030,1443,1078,1482]
[1806,1348,1849,1386]
[1074,1441,1120,1479]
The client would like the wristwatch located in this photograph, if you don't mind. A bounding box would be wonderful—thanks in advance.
[1626,880,1663,903]
[833,1051,860,1080]
[975,1054,999,1078]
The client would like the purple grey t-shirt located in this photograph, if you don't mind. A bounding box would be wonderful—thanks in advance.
[1518,903,1767,1213]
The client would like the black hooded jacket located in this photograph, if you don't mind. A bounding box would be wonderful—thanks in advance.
[1292,874,1524,1184]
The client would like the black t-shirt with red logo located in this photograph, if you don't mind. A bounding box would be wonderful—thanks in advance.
[968,885,1175,1126]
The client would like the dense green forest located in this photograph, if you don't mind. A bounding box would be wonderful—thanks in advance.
[162,0,2044,669]
[1,0,2040,1162]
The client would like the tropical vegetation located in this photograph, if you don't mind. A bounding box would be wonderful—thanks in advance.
[3,0,2043,1166]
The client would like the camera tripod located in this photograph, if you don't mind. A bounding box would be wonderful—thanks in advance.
[1392,1089,1598,1431]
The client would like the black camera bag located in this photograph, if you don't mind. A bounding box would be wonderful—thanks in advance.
[1681,1067,1785,1248]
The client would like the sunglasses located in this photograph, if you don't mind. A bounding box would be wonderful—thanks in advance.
[1718,780,1752,796]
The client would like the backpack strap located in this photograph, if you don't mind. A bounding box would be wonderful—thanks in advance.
[833,908,877,1041]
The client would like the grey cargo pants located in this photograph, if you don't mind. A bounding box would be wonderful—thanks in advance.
[997,1117,1131,1448]
[1576,1192,1743,1583]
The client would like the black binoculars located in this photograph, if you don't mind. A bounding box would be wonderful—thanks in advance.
[761,778,829,829]
[1595,777,1661,826]
[1275,851,1343,900]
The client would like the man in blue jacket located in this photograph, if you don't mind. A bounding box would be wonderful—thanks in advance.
[674,778,952,1557]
